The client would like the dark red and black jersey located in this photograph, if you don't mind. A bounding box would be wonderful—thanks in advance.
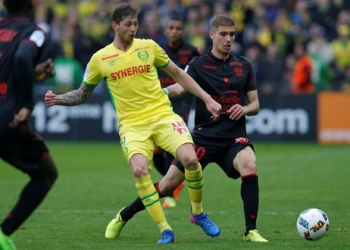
[158,41,201,121]
[0,13,47,137]
[187,51,257,138]
[159,41,201,88]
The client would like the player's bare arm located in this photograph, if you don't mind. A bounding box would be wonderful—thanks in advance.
[44,83,95,107]
[162,60,221,118]
[165,83,186,98]
[227,90,259,121]
[35,58,55,81]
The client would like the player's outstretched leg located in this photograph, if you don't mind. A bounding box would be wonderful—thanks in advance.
[105,207,127,239]
[105,207,176,244]
[106,182,168,240]
[190,208,220,237]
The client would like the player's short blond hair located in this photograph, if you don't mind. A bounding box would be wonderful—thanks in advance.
[210,15,236,31]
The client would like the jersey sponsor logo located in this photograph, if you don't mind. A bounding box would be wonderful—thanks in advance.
[235,137,249,144]
[212,90,241,104]
[171,121,188,134]
[0,81,8,98]
[102,54,119,61]
[29,30,45,47]
[230,62,243,66]
[110,65,151,80]
[134,46,150,51]
[234,67,243,76]
[137,50,149,62]
[212,90,242,113]
[0,29,17,42]
[203,65,217,70]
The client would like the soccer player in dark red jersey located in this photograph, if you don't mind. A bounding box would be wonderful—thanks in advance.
[105,14,269,243]
[154,15,201,208]
[0,0,57,249]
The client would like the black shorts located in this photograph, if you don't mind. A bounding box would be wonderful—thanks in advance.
[0,126,49,172]
[174,133,254,179]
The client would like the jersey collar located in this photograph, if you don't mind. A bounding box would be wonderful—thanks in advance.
[1,12,29,22]
[207,49,232,63]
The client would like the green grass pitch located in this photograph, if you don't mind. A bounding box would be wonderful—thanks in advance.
[1,142,349,249]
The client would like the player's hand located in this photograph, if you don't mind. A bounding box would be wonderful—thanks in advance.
[205,98,222,120]
[44,90,56,107]
[35,58,55,81]
[9,107,31,128]
[227,104,246,120]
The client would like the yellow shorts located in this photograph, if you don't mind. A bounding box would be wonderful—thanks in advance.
[119,110,193,165]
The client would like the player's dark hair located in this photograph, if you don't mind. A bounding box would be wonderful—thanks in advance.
[210,15,235,31]
[163,14,184,29]
[168,14,184,24]
[112,2,138,24]
[3,0,33,13]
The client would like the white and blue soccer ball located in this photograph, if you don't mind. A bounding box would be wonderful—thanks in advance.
[296,208,330,241]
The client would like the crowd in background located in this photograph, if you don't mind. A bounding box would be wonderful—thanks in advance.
[1,0,350,94]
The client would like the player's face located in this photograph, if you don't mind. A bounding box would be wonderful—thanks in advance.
[113,15,138,44]
[210,25,235,56]
[164,20,184,44]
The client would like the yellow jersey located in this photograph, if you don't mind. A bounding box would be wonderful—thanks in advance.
[84,39,173,126]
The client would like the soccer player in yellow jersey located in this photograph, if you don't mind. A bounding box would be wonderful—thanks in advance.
[44,2,221,244]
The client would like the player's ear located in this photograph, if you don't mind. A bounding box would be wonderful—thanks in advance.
[111,21,118,31]
[209,30,214,39]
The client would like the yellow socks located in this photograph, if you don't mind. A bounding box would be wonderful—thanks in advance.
[185,164,203,215]
[135,175,172,232]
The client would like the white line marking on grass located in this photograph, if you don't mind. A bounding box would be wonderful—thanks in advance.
[36,209,350,216]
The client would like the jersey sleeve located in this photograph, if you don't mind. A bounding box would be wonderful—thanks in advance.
[244,61,257,92]
[153,40,170,68]
[16,29,48,110]
[28,29,46,48]
[184,59,198,81]
[83,52,103,86]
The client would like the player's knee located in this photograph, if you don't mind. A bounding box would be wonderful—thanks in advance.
[246,160,257,173]
[129,155,150,177]
[131,165,149,178]
[43,154,59,182]
[240,159,257,175]
[180,153,198,170]
[47,165,58,184]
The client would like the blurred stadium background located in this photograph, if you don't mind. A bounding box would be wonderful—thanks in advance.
[2,0,349,144]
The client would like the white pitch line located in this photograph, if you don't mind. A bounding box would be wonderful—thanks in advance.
[36,209,350,216]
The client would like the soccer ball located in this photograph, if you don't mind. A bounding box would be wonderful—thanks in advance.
[296,208,330,241]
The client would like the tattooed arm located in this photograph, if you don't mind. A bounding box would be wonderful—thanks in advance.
[44,83,95,107]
